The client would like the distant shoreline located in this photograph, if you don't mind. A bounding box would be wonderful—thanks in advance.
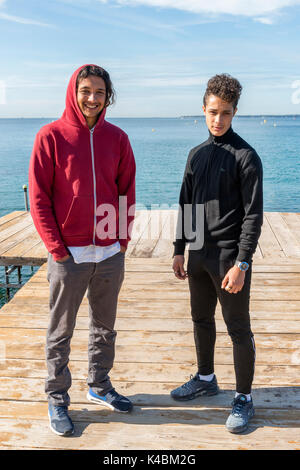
[0,115,300,120]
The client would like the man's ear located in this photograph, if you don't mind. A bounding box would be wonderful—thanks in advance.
[202,105,206,115]
[233,107,238,116]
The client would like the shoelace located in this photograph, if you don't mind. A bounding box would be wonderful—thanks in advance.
[53,406,68,418]
[232,400,247,417]
[181,374,198,391]
[107,389,124,402]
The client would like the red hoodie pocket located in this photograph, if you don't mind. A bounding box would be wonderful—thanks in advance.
[62,195,94,237]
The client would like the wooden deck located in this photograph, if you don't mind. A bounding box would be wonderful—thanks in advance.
[0,210,300,449]
[0,209,300,264]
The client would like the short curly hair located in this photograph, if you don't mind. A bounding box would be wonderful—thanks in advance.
[203,74,242,109]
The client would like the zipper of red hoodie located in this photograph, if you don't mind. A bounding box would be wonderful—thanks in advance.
[90,127,97,245]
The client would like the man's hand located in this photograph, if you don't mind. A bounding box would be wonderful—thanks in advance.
[172,255,187,280]
[221,265,245,294]
[120,245,127,254]
[56,254,71,263]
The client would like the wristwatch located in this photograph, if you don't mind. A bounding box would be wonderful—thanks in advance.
[235,260,249,272]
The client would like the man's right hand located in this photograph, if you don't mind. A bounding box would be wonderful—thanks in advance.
[56,255,71,263]
[172,255,187,280]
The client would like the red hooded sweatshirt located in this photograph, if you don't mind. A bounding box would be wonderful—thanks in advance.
[29,65,136,261]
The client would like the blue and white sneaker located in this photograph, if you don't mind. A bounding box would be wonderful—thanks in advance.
[48,404,74,437]
[226,394,255,434]
[87,388,133,413]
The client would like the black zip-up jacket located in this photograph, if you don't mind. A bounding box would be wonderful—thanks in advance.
[173,126,263,263]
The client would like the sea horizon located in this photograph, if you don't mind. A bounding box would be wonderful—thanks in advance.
[1,114,300,120]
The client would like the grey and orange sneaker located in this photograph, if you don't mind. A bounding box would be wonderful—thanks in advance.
[170,374,219,401]
[226,394,255,433]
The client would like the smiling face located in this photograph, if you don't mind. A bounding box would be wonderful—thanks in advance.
[203,94,237,137]
[76,75,107,128]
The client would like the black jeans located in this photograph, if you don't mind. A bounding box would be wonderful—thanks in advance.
[187,249,256,395]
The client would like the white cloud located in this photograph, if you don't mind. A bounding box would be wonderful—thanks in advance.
[255,16,274,24]
[0,11,53,26]
[0,1,53,26]
[113,0,300,17]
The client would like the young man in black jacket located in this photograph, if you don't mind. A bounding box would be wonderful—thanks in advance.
[171,74,263,434]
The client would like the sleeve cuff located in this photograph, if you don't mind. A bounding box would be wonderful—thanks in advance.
[50,246,69,261]
[173,241,186,257]
[236,249,253,264]
[119,239,129,250]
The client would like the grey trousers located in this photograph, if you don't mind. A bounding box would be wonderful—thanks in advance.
[46,251,125,406]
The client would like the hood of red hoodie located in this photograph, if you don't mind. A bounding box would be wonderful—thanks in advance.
[61,64,106,130]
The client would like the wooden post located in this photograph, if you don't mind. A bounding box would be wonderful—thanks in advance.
[23,184,29,211]
[4,266,10,302]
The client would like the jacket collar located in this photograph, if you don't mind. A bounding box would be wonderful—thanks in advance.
[208,126,234,144]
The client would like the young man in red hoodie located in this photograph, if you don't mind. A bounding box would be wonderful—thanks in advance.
[29,64,136,436]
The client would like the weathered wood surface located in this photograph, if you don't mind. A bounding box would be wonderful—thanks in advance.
[0,210,300,265]
[0,255,300,449]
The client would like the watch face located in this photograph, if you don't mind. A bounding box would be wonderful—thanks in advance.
[240,262,248,271]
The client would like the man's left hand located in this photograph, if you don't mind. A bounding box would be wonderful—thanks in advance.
[221,266,245,294]
[120,246,127,254]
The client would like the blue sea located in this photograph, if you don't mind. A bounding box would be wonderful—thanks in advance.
[0,116,299,305]
[0,115,299,214]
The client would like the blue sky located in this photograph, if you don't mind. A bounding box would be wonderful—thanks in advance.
[0,0,300,117]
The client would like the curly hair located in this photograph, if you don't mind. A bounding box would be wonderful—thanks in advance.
[203,74,242,109]
[76,65,116,108]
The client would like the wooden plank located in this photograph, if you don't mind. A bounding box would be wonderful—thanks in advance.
[2,400,300,425]
[12,275,300,292]
[1,333,300,366]
[254,242,263,258]
[0,224,36,258]
[265,212,300,257]
[0,377,299,409]
[0,213,30,238]
[0,412,299,450]
[1,313,300,333]
[281,212,300,245]
[12,284,300,300]
[0,357,299,385]
[1,327,299,349]
[21,240,46,257]
[124,259,300,272]
[151,210,177,258]
[25,259,300,273]
[1,231,42,258]
[3,297,300,320]
[258,214,286,258]
[0,211,27,228]
[131,210,170,258]
[30,267,300,283]
[0,213,33,245]
[17,241,48,265]
[4,327,300,349]
[126,210,153,257]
